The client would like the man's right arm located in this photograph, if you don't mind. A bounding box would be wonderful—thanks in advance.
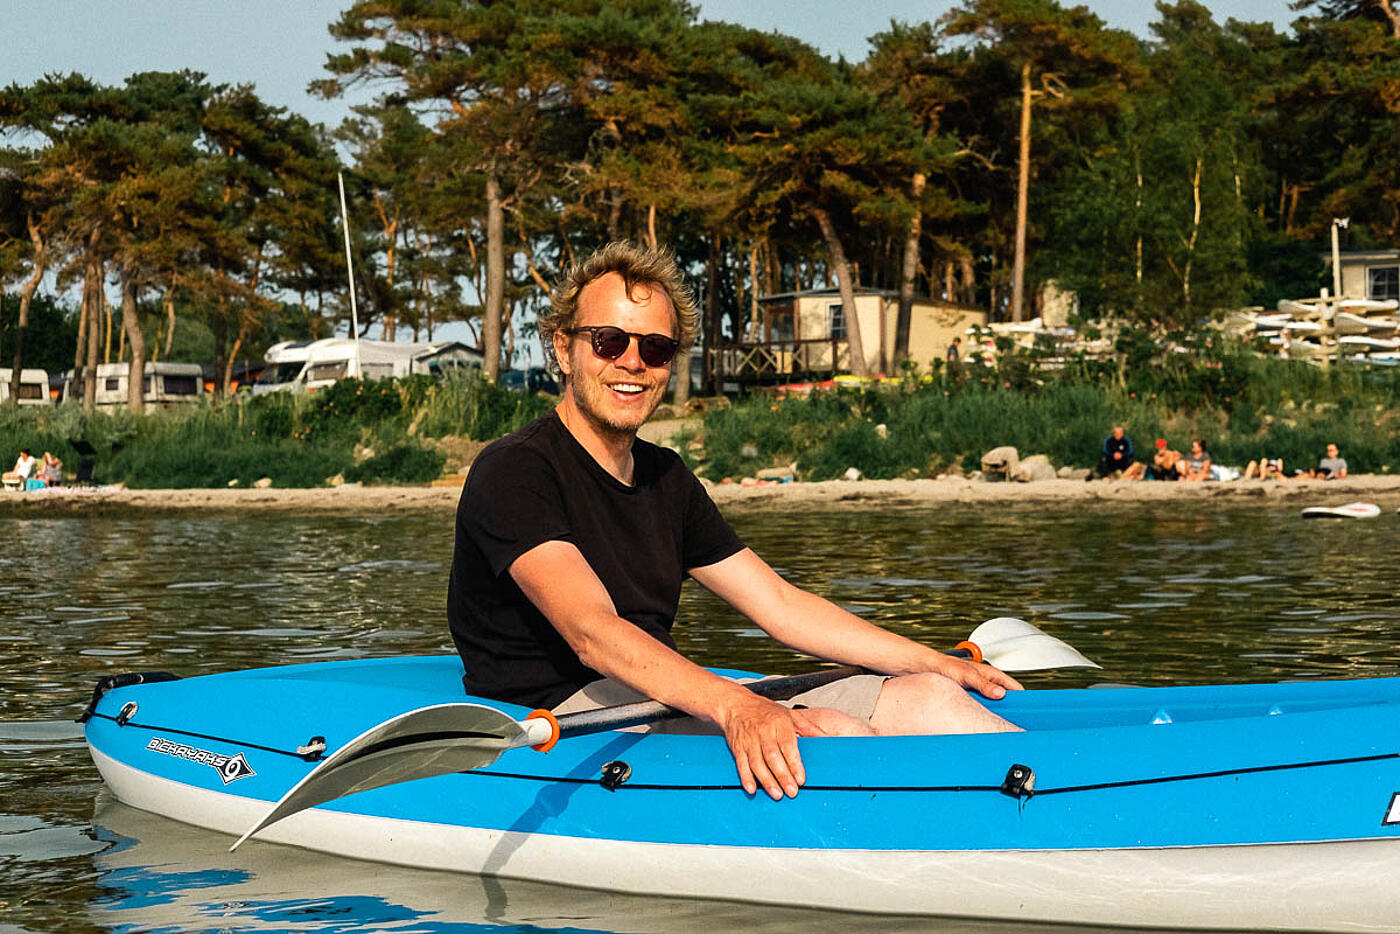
[508,539,807,801]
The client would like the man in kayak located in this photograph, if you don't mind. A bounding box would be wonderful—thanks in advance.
[448,242,1021,802]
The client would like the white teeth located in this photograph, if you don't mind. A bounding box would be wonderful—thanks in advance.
[611,384,644,394]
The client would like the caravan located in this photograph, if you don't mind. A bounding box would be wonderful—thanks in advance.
[254,337,482,393]
[65,362,204,406]
[251,340,315,395]
[0,368,53,406]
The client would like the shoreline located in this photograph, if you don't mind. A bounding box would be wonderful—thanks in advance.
[4,474,1400,518]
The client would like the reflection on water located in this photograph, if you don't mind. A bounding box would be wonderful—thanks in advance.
[3,505,1399,931]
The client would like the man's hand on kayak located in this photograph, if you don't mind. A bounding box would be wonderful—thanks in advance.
[717,691,805,800]
[930,654,1023,699]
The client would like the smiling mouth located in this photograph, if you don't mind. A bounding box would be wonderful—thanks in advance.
[609,383,647,395]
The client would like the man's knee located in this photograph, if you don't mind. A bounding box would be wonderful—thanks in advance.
[791,706,877,737]
[877,672,966,713]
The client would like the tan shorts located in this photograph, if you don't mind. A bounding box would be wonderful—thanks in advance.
[552,673,887,734]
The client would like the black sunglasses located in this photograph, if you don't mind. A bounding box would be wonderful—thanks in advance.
[565,326,680,368]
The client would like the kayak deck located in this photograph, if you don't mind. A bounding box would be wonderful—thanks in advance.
[83,656,1400,930]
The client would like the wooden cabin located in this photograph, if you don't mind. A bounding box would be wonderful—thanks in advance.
[712,288,986,384]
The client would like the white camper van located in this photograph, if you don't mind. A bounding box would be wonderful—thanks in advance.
[251,340,315,395]
[254,337,482,393]
[67,362,205,406]
[0,368,53,406]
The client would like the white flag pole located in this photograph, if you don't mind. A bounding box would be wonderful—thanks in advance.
[337,171,362,376]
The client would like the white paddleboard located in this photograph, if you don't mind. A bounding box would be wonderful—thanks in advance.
[1301,502,1381,519]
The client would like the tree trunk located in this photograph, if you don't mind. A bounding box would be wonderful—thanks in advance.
[812,206,868,378]
[607,187,622,241]
[1182,154,1203,313]
[84,254,102,410]
[74,282,89,376]
[894,171,926,368]
[122,267,147,413]
[703,235,720,395]
[746,244,761,341]
[225,317,247,396]
[103,285,113,364]
[1011,61,1033,323]
[1135,160,1144,290]
[1380,0,1400,38]
[483,171,505,382]
[211,301,227,401]
[163,290,176,360]
[645,203,658,251]
[9,219,45,406]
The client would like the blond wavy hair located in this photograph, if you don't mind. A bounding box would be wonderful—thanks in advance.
[539,241,699,376]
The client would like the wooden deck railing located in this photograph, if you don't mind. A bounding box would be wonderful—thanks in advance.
[710,338,852,382]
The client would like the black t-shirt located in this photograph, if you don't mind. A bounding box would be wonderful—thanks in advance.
[447,411,745,708]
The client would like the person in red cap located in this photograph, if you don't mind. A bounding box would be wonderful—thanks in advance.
[1144,438,1182,481]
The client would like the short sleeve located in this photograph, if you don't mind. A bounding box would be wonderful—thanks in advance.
[680,473,745,571]
[460,444,572,577]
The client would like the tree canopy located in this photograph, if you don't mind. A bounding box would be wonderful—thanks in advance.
[3,0,1398,406]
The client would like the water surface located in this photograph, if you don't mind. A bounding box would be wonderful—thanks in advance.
[3,504,1398,932]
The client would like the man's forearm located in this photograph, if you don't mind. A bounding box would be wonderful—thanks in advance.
[568,613,757,724]
[753,585,948,676]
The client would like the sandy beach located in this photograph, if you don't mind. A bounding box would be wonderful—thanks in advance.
[4,473,1399,518]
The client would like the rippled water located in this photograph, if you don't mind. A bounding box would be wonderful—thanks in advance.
[3,504,1399,932]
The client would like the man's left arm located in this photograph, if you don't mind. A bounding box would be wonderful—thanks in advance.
[689,548,1020,699]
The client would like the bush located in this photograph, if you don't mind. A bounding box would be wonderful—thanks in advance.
[344,443,445,484]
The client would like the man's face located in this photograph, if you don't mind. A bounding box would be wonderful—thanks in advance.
[554,272,675,437]
[1327,444,1339,458]
[1112,426,1124,439]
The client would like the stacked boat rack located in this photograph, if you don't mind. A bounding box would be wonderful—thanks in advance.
[1244,296,1400,366]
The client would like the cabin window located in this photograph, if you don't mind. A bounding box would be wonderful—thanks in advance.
[104,378,120,391]
[827,303,847,340]
[163,375,198,395]
[1367,266,1399,301]
[17,383,43,400]
[309,361,348,382]
[142,377,151,392]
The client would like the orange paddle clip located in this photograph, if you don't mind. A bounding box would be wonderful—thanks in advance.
[953,640,984,664]
[526,709,560,752]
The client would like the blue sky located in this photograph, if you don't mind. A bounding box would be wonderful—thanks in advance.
[2,1,1299,129]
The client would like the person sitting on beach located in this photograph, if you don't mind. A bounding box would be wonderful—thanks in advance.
[1143,439,1182,481]
[4,448,35,487]
[1182,439,1212,482]
[1244,457,1288,481]
[40,451,62,486]
[1094,425,1136,480]
[448,241,1022,802]
[1307,443,1348,480]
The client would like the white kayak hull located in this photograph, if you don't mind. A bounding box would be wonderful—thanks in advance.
[92,746,1400,931]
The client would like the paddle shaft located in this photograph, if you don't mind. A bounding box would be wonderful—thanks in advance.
[551,647,978,740]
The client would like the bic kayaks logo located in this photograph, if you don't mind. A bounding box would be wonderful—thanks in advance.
[1385,793,1400,827]
[146,736,257,785]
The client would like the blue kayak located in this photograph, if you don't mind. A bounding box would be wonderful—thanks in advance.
[83,656,1400,930]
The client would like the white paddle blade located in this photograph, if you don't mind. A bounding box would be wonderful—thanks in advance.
[232,702,536,851]
[970,617,1101,671]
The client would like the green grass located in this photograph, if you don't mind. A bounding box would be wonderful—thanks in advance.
[0,373,554,488]
[689,342,1400,481]
[4,336,1396,488]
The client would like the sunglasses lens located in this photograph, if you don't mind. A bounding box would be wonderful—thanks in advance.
[639,335,679,367]
[590,327,631,359]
